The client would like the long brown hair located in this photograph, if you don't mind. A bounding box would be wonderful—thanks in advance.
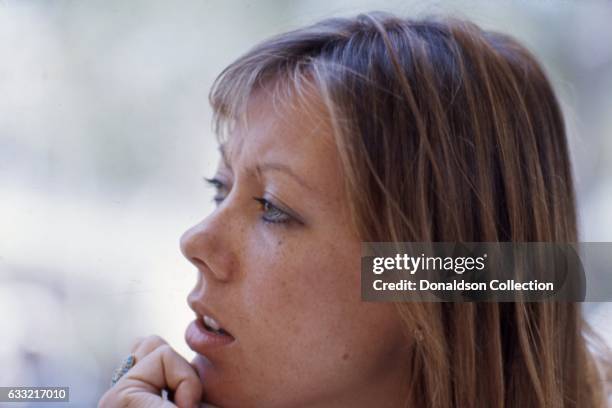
[209,11,611,407]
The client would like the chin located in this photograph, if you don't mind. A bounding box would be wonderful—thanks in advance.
[192,354,244,408]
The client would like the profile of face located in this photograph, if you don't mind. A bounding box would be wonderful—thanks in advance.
[180,89,409,407]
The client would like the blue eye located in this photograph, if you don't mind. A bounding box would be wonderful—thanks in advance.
[253,197,291,224]
[204,177,295,225]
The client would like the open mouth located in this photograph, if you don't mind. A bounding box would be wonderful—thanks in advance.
[185,303,236,352]
[202,314,233,338]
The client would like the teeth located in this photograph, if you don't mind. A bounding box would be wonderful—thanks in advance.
[203,315,222,332]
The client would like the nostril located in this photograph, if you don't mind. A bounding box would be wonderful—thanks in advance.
[179,221,233,282]
[190,256,209,271]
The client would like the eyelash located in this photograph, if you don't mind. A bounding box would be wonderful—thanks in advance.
[204,177,293,225]
[253,197,292,224]
[204,177,226,204]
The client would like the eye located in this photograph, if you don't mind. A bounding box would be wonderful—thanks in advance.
[253,197,292,224]
[204,177,228,204]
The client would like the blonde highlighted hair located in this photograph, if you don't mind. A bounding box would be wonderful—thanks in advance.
[209,11,611,407]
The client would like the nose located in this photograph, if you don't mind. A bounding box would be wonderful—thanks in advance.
[180,215,237,283]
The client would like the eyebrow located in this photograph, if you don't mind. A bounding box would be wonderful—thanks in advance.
[218,144,314,191]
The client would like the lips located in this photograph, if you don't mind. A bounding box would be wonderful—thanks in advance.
[185,306,235,354]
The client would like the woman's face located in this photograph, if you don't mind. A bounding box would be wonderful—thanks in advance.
[181,89,409,407]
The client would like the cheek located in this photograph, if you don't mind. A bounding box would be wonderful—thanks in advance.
[246,239,358,326]
[241,238,404,376]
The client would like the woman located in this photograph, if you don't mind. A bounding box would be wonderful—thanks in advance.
[99,11,610,408]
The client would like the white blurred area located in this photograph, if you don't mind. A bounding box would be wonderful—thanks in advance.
[1,1,611,406]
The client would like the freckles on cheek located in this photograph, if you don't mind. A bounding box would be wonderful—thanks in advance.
[250,239,356,340]
[301,246,360,300]
[246,273,303,339]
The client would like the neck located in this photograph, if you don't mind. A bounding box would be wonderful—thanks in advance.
[299,355,410,408]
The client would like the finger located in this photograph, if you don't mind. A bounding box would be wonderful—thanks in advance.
[121,344,202,408]
[99,388,174,408]
[129,336,146,352]
[131,335,168,363]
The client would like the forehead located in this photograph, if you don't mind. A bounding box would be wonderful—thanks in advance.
[221,88,343,193]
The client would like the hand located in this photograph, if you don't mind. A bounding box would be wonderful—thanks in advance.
[98,335,204,408]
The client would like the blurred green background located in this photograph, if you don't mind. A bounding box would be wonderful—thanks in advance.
[1,0,611,406]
